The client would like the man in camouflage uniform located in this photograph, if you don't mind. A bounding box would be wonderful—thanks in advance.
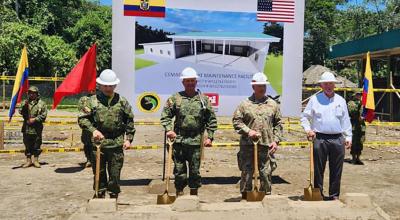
[78,69,135,199]
[160,67,217,196]
[19,86,48,168]
[77,90,96,168]
[347,92,366,165]
[232,72,282,198]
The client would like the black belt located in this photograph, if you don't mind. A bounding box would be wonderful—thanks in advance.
[316,132,342,139]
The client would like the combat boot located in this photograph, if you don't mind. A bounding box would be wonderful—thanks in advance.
[110,193,118,199]
[22,157,32,168]
[190,188,198,196]
[33,156,41,168]
[241,192,247,200]
[176,190,184,197]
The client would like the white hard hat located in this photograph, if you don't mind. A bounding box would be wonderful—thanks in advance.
[96,69,120,85]
[318,71,339,83]
[180,67,198,80]
[251,72,270,85]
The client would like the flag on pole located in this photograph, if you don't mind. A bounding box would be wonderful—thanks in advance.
[361,52,375,123]
[9,46,29,121]
[124,0,166,18]
[257,0,295,23]
[52,44,97,109]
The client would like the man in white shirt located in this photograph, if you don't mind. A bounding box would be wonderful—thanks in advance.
[300,71,352,200]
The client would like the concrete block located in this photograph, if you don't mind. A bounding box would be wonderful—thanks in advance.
[343,193,373,209]
[86,198,117,213]
[148,179,175,194]
[171,195,200,212]
[262,195,290,210]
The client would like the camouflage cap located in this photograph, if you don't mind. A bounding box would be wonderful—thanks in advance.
[28,86,39,93]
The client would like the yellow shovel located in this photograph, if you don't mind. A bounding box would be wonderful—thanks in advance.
[304,140,323,201]
[157,138,176,204]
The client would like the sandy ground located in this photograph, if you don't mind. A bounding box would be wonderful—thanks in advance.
[0,111,399,219]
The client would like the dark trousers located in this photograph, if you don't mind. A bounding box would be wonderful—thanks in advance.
[313,133,345,198]
[23,134,42,157]
[83,143,93,162]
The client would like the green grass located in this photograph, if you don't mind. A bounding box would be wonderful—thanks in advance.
[264,54,283,95]
[135,49,157,70]
[135,49,144,55]
[135,57,157,70]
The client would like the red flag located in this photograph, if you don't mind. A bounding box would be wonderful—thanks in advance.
[52,44,97,109]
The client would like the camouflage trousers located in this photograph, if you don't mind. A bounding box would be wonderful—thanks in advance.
[351,132,365,155]
[23,133,42,157]
[237,144,276,194]
[173,143,201,190]
[90,147,124,194]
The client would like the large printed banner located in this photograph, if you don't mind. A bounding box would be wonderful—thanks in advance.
[112,0,304,116]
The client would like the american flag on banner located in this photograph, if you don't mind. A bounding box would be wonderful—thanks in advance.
[257,0,295,23]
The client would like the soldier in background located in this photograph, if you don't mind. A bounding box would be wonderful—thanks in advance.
[160,67,217,197]
[78,69,135,199]
[347,92,366,165]
[232,72,283,199]
[77,90,96,168]
[19,86,48,168]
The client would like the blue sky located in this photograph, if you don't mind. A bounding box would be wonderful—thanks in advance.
[100,1,264,34]
[100,0,384,33]
[136,9,265,34]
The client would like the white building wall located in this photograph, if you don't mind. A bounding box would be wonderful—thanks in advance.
[248,42,270,72]
[143,43,175,58]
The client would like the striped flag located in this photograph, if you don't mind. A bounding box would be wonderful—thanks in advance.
[124,0,166,18]
[9,46,29,121]
[257,0,295,23]
[361,52,375,123]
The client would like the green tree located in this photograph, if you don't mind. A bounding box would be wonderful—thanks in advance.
[68,6,112,71]
[263,23,283,55]
[0,22,76,77]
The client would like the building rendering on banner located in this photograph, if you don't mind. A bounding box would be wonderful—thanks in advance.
[139,32,280,72]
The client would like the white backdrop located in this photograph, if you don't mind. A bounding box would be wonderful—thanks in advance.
[112,0,304,117]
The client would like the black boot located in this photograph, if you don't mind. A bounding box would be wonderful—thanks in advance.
[190,188,198,196]
[176,190,184,197]
[355,155,364,165]
[93,191,105,199]
[241,192,246,200]
[110,193,118,199]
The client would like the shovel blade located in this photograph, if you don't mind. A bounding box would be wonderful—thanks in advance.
[304,186,323,201]
[157,191,176,205]
[246,190,265,202]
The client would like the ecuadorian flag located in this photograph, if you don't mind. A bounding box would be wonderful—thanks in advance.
[9,46,29,121]
[361,52,375,123]
[124,0,166,18]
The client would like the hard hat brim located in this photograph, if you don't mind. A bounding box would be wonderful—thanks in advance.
[318,79,340,83]
[251,81,270,85]
[180,76,198,80]
[96,77,120,85]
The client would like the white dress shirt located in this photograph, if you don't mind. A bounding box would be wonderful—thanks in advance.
[300,92,352,142]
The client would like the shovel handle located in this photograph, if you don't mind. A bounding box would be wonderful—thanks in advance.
[165,138,174,192]
[309,141,314,186]
[95,143,101,198]
[253,140,260,190]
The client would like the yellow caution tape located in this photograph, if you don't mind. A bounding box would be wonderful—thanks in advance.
[1,141,399,154]
[303,87,400,93]
[0,76,65,81]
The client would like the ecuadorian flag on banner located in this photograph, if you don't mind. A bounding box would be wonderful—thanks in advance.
[9,46,29,121]
[124,0,166,18]
[361,52,375,123]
